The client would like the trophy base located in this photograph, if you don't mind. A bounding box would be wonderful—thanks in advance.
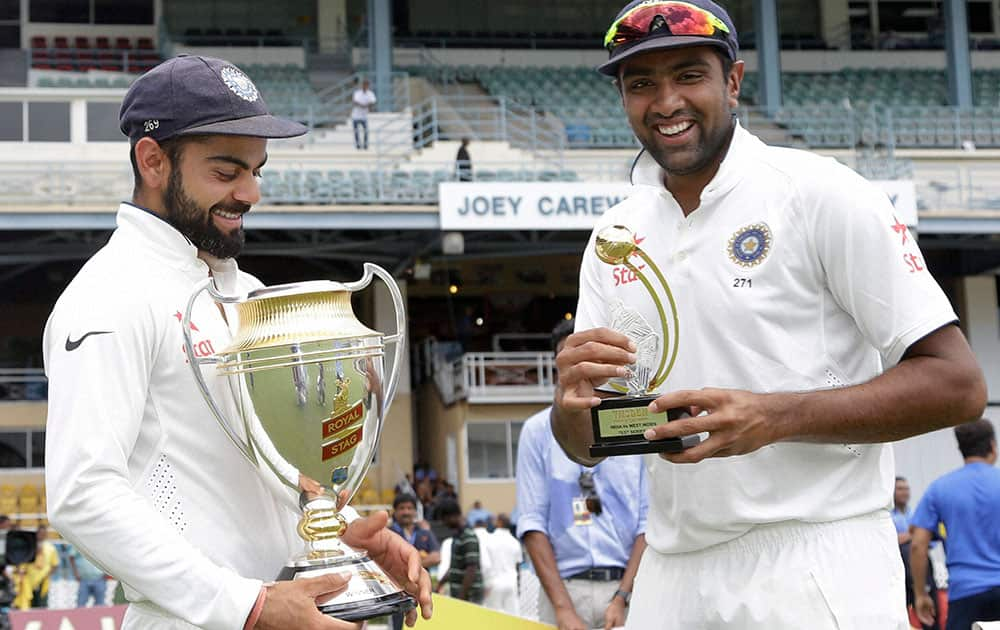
[590,395,699,457]
[319,590,416,622]
[277,551,417,622]
[590,433,703,457]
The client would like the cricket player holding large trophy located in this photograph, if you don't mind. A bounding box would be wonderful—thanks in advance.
[182,263,415,621]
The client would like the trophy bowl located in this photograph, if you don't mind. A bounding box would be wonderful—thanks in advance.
[183,263,416,622]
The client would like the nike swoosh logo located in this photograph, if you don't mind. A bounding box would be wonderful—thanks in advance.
[65,331,113,352]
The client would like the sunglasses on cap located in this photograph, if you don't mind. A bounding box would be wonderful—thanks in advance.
[578,471,603,516]
[604,0,732,53]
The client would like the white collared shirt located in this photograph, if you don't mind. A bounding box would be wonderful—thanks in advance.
[575,123,956,553]
[44,203,302,629]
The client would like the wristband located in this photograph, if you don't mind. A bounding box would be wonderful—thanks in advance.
[243,585,267,630]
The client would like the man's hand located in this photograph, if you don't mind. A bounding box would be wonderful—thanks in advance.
[644,388,785,463]
[555,328,635,410]
[603,597,627,629]
[341,511,432,627]
[255,574,360,630]
[554,606,589,630]
[914,591,936,627]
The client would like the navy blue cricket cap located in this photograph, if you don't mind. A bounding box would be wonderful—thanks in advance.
[598,0,739,76]
[119,54,307,143]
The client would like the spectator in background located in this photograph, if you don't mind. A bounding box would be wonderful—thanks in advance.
[486,513,523,617]
[893,476,913,543]
[467,500,493,529]
[389,494,441,570]
[436,499,483,604]
[455,137,472,182]
[415,476,435,519]
[911,418,1000,630]
[351,79,376,150]
[518,318,648,630]
[472,519,498,606]
[896,476,940,630]
[23,525,58,608]
[69,545,107,607]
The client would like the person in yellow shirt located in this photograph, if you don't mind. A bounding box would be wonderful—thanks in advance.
[18,526,59,608]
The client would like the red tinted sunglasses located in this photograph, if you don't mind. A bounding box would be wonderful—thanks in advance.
[604,1,732,52]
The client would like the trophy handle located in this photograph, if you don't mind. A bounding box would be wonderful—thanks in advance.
[343,263,406,416]
[182,277,257,465]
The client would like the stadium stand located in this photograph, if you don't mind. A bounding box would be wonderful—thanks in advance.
[29,35,159,73]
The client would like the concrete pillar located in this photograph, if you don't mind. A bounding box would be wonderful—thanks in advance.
[366,0,393,111]
[962,276,1000,402]
[754,0,782,115]
[944,0,974,109]
[820,0,851,49]
[316,0,348,54]
[70,99,87,143]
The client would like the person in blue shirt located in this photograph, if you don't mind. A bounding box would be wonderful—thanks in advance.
[911,418,1000,630]
[466,501,494,530]
[892,476,913,542]
[516,318,648,630]
[388,493,441,570]
[69,545,108,607]
[897,475,941,630]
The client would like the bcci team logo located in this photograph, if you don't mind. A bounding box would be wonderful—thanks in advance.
[220,66,259,102]
[728,222,772,267]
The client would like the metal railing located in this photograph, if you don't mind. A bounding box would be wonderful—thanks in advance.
[315,71,412,120]
[420,345,557,405]
[462,352,556,404]
[406,95,565,156]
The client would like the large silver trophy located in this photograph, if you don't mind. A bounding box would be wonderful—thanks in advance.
[182,263,415,621]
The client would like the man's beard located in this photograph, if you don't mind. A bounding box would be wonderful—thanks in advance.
[643,112,736,178]
[163,169,248,259]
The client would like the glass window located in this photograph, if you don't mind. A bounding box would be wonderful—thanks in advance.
[466,420,525,479]
[0,432,27,468]
[30,0,88,23]
[0,102,22,141]
[467,422,508,479]
[30,431,44,468]
[87,102,125,141]
[510,421,524,476]
[0,0,19,21]
[878,2,939,33]
[0,24,18,48]
[95,0,153,25]
[968,2,992,34]
[28,102,70,142]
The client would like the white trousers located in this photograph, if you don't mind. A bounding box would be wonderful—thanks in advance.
[538,577,621,630]
[626,511,909,630]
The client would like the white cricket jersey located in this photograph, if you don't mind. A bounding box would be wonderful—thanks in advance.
[574,123,957,554]
[44,203,303,629]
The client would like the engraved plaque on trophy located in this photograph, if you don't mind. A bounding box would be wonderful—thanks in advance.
[589,225,699,457]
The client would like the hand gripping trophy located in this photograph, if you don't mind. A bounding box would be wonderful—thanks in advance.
[182,263,415,621]
[589,225,700,457]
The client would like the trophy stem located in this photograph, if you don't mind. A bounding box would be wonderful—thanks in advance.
[297,497,349,559]
[629,250,681,391]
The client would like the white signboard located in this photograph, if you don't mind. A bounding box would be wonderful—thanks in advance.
[439,180,918,230]
[439,182,632,231]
